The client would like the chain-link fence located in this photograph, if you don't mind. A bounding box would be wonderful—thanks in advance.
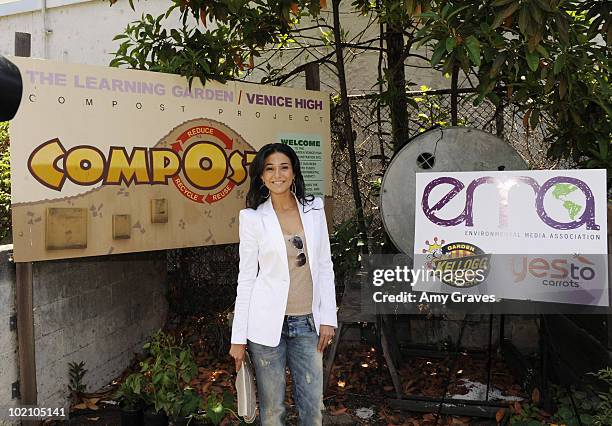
[332,90,554,227]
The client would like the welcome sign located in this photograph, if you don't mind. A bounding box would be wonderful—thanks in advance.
[9,57,331,262]
[413,170,609,306]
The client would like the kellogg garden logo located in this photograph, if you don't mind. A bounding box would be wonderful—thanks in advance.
[421,238,491,288]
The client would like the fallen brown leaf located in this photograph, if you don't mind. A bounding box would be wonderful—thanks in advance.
[495,408,505,423]
[200,6,207,27]
[523,110,531,130]
[330,405,347,416]
[384,413,401,424]
[85,401,99,411]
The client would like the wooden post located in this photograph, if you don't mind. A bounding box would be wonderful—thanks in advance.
[305,63,320,91]
[495,102,505,137]
[14,33,39,420]
[305,63,335,232]
[16,263,37,406]
[450,64,459,126]
[14,33,31,58]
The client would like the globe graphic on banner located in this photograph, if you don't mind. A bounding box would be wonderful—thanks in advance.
[551,183,583,220]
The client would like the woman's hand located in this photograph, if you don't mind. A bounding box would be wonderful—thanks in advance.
[317,325,335,352]
[229,343,247,372]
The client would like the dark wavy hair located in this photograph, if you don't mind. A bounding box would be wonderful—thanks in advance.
[246,143,314,210]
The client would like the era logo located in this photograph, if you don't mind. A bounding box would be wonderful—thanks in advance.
[421,176,599,231]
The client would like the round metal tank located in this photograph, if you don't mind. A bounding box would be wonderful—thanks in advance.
[380,127,528,256]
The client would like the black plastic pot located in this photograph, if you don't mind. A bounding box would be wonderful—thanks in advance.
[121,406,143,426]
[188,418,213,426]
[168,416,189,426]
[143,408,168,426]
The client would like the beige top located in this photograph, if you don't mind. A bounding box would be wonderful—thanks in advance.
[283,231,314,315]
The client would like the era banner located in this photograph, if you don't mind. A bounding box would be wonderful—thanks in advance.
[413,170,609,306]
[9,57,332,262]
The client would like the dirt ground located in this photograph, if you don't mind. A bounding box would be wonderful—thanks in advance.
[62,402,500,426]
[54,341,517,425]
[50,314,521,426]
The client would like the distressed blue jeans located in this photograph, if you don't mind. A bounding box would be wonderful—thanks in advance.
[248,314,323,426]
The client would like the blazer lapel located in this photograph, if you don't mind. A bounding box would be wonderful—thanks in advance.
[295,195,316,275]
[260,195,317,278]
[260,198,289,269]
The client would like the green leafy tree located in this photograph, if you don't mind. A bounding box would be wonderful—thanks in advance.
[593,367,612,425]
[109,0,329,83]
[416,1,611,186]
[347,0,433,151]
[0,122,10,243]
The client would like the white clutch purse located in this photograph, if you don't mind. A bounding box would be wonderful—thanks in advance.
[235,351,257,423]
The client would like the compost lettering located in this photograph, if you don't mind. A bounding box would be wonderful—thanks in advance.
[27,125,256,204]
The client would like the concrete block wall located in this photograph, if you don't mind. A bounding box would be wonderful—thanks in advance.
[0,0,174,66]
[0,246,18,410]
[31,251,167,408]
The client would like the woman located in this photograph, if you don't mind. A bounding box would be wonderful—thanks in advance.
[229,143,337,426]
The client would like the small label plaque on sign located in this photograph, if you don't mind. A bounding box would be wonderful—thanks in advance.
[45,208,87,250]
[112,214,131,240]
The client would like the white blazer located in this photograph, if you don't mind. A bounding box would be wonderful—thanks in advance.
[231,195,338,347]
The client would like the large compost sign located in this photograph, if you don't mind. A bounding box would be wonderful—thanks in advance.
[9,57,331,262]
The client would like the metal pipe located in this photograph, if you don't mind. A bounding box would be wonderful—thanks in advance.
[41,0,50,58]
